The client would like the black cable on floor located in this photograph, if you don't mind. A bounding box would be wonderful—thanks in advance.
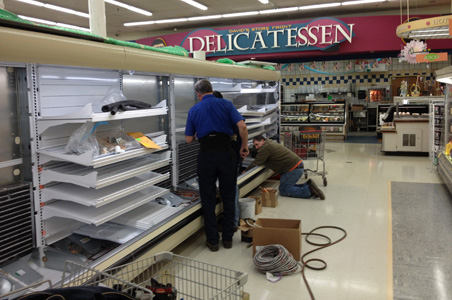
[301,226,347,300]
[253,226,347,300]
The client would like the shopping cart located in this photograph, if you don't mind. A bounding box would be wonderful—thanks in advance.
[60,251,248,300]
[282,129,327,186]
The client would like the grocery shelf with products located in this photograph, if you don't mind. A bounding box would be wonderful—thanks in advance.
[281,102,347,139]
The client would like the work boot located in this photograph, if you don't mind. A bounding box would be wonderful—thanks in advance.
[223,240,233,249]
[307,179,325,200]
[206,241,219,252]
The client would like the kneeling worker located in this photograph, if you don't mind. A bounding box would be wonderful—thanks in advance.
[244,135,325,200]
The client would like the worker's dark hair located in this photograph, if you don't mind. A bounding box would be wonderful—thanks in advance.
[212,90,223,98]
[195,79,213,95]
[253,135,266,142]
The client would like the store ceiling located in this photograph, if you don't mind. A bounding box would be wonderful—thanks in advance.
[2,0,450,38]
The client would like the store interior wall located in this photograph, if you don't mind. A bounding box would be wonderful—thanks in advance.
[281,57,451,105]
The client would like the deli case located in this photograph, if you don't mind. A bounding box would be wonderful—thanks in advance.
[281,102,347,139]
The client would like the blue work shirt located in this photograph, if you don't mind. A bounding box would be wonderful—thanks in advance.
[185,94,244,138]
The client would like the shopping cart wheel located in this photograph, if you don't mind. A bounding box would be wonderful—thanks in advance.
[323,177,328,186]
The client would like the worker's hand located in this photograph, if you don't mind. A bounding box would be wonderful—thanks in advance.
[240,146,249,158]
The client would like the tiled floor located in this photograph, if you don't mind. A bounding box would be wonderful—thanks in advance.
[173,140,444,300]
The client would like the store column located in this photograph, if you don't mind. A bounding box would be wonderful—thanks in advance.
[88,0,107,38]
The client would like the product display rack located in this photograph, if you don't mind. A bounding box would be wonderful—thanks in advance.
[430,100,445,165]
[281,102,347,139]
[0,25,281,284]
[211,79,280,143]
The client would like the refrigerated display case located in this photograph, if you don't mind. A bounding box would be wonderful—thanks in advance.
[0,24,280,288]
[435,66,452,195]
[281,102,347,139]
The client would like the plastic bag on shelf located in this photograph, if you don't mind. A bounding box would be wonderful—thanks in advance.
[96,130,142,156]
[65,122,100,158]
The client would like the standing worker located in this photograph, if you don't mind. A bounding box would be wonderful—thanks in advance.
[213,90,242,228]
[185,79,249,252]
[244,135,325,200]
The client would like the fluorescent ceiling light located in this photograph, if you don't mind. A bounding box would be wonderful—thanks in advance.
[299,3,341,10]
[260,7,299,14]
[155,18,188,24]
[259,0,270,3]
[342,0,386,5]
[124,20,156,26]
[16,0,42,6]
[415,29,449,33]
[223,11,259,18]
[188,15,222,21]
[16,0,89,18]
[44,4,89,18]
[181,0,208,10]
[409,33,450,38]
[19,15,90,31]
[104,0,152,16]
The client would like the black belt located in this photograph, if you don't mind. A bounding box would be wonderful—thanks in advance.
[198,132,232,151]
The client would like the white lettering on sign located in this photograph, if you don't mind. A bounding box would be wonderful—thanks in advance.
[267,29,284,48]
[186,22,355,53]
[251,31,268,49]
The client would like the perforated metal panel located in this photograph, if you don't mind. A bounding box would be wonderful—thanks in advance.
[177,142,199,183]
[0,182,33,267]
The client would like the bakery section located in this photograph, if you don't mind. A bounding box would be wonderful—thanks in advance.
[281,102,347,139]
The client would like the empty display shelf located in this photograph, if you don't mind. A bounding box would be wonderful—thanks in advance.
[41,152,171,188]
[41,171,170,207]
[42,186,168,226]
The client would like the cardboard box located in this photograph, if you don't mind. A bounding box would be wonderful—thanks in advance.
[261,188,278,207]
[249,196,262,215]
[253,218,301,260]
[238,219,255,243]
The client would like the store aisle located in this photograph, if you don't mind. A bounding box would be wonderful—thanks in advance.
[172,142,443,300]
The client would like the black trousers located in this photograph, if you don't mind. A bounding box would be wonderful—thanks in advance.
[197,149,237,244]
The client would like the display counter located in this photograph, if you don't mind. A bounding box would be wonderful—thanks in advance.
[381,117,430,152]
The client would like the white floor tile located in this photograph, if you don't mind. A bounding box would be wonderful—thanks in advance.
[172,141,442,300]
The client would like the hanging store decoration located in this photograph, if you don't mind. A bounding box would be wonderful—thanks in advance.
[416,52,448,63]
[399,39,428,64]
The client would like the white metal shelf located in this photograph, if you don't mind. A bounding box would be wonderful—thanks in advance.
[41,152,171,188]
[42,186,168,226]
[43,217,85,245]
[238,102,279,117]
[37,101,168,134]
[112,201,185,230]
[38,143,169,168]
[41,171,170,207]
[74,222,144,245]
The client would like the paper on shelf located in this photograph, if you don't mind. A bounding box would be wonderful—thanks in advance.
[127,132,161,149]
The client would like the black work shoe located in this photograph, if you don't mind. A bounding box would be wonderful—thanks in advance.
[223,241,233,249]
[307,179,325,200]
[206,241,219,252]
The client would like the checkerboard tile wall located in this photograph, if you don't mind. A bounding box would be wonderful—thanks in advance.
[282,58,450,92]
